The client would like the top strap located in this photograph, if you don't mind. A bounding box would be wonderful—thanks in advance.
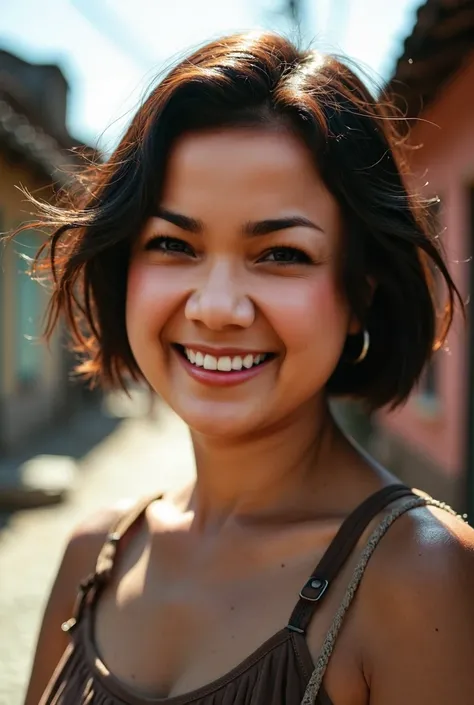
[94,492,163,580]
[61,492,163,633]
[288,483,414,633]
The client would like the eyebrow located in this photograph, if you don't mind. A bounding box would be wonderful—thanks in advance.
[155,207,202,233]
[244,216,324,236]
[155,207,324,236]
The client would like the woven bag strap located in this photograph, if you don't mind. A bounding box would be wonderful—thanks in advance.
[300,495,463,705]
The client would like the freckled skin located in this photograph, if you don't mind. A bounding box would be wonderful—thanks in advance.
[126,128,358,439]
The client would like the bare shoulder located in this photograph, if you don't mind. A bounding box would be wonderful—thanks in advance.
[356,501,474,704]
[24,498,139,705]
[365,500,474,594]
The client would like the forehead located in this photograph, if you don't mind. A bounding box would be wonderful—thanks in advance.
[161,128,340,227]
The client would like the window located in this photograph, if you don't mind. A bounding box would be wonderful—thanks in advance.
[15,230,44,387]
[0,209,3,395]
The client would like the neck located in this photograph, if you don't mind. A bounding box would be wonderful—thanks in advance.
[187,398,353,532]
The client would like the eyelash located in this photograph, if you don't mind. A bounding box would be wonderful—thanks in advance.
[143,235,315,265]
[259,247,314,265]
[144,236,196,257]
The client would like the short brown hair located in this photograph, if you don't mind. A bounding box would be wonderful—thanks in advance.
[20,31,462,409]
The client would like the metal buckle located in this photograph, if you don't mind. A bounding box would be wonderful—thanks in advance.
[299,577,329,602]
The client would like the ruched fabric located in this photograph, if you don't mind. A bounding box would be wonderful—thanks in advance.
[41,616,333,705]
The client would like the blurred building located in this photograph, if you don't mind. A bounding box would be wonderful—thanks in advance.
[376,0,474,514]
[0,49,92,454]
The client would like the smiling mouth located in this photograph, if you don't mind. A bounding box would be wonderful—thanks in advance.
[173,344,275,373]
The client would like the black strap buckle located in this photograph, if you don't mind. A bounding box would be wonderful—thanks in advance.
[299,577,329,602]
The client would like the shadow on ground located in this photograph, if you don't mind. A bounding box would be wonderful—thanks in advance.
[0,387,160,527]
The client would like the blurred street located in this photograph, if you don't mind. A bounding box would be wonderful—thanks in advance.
[0,0,474,702]
[0,393,195,705]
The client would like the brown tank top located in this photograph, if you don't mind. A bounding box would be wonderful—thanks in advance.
[39,484,445,705]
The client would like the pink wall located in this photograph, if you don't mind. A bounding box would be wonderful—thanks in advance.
[379,53,474,476]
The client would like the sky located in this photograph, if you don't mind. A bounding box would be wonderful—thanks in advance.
[0,0,423,151]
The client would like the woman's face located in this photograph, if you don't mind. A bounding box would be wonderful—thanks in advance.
[127,128,357,437]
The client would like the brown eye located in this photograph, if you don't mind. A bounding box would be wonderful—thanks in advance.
[144,236,196,257]
[259,247,313,265]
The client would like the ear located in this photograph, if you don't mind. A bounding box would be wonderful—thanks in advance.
[347,277,377,335]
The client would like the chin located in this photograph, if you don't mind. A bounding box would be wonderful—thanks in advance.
[171,401,262,441]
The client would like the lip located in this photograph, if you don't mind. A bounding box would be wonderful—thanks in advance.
[173,346,275,387]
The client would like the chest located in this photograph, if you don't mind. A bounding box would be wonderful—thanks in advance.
[95,572,291,692]
[91,526,360,700]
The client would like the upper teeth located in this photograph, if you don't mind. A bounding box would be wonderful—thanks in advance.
[184,349,267,371]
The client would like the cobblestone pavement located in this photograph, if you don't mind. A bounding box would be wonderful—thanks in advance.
[0,394,195,705]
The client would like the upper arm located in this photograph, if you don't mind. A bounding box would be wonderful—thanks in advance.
[24,502,134,705]
[361,507,474,705]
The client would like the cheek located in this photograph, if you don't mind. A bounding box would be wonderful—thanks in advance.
[126,263,182,344]
[264,275,350,352]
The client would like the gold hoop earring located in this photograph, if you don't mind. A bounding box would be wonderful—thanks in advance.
[353,329,370,364]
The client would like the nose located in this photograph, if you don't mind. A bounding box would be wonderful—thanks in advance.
[185,260,255,330]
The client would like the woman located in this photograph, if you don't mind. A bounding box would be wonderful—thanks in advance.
[23,31,474,705]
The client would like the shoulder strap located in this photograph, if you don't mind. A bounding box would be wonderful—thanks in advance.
[94,492,163,579]
[300,495,463,705]
[61,492,163,633]
[288,484,414,633]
